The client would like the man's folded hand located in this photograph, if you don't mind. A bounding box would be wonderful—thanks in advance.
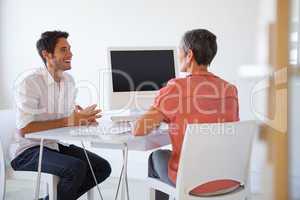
[68,104,102,126]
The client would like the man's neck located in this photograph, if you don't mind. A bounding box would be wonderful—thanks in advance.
[46,66,63,82]
[188,64,208,74]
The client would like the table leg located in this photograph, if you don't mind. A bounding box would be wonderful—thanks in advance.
[81,141,103,200]
[121,144,129,200]
[34,138,44,200]
[114,144,130,200]
[120,148,125,200]
[114,166,124,200]
[125,165,129,200]
[125,147,129,200]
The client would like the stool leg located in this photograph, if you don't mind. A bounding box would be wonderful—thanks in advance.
[149,188,156,200]
[87,188,95,200]
[48,175,58,200]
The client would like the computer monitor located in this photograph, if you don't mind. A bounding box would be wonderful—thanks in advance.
[107,47,178,110]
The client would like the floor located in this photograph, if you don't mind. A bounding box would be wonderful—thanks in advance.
[5,177,265,200]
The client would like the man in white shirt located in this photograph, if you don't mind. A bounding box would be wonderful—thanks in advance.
[10,31,111,200]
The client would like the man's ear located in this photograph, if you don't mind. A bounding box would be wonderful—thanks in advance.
[186,49,194,62]
[41,50,51,60]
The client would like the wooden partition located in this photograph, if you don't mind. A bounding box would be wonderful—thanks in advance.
[261,0,289,199]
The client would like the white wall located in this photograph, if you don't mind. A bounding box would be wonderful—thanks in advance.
[0,0,275,186]
[0,0,260,112]
[289,75,300,200]
[289,0,300,199]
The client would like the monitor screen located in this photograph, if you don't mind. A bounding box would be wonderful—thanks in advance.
[110,49,176,92]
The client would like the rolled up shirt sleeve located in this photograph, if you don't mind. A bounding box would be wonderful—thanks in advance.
[15,78,42,129]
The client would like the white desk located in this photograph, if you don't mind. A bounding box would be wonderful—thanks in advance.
[25,117,170,200]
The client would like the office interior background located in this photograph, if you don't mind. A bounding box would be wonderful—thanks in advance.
[0,0,299,199]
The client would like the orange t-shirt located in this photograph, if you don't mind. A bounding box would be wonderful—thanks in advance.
[152,71,240,196]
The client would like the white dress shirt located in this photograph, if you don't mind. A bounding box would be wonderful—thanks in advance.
[10,67,77,160]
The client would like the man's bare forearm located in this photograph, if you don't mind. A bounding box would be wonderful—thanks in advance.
[19,117,70,135]
[19,105,101,136]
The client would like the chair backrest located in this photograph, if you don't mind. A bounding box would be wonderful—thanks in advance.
[0,140,5,200]
[0,109,15,200]
[176,120,258,198]
[0,109,16,165]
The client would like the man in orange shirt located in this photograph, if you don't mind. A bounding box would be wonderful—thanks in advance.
[133,29,240,199]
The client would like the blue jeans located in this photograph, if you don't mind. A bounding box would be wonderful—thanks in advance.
[11,144,111,200]
[148,149,175,200]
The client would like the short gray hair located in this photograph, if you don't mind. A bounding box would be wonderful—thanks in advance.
[180,29,217,66]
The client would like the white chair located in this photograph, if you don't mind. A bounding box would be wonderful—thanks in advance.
[147,120,258,200]
[0,138,6,200]
[0,109,94,200]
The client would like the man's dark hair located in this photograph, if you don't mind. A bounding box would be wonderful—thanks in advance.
[36,30,69,65]
[181,29,217,66]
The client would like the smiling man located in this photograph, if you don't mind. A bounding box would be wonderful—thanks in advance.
[10,31,111,200]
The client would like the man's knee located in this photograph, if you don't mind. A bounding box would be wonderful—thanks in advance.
[104,160,112,177]
[98,159,111,181]
[89,157,111,184]
[63,159,87,181]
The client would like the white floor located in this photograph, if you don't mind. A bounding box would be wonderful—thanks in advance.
[5,177,265,200]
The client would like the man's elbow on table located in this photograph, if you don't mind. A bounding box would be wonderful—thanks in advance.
[19,122,42,136]
[19,127,30,136]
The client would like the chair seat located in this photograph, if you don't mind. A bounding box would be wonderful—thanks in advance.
[186,187,247,200]
[147,177,247,200]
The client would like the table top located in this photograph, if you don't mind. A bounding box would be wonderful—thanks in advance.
[25,115,171,151]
